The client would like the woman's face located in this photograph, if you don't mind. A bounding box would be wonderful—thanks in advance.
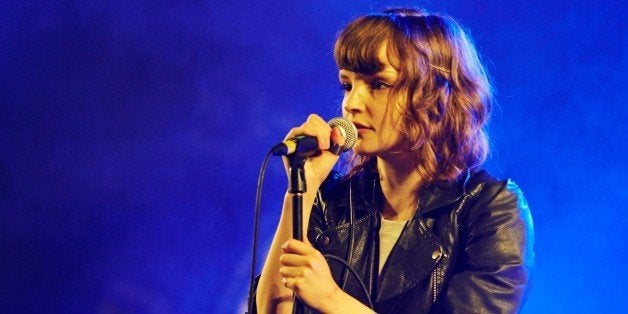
[340,45,405,157]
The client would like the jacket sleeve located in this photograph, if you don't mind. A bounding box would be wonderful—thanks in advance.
[431,179,535,314]
[307,170,343,247]
[307,190,327,247]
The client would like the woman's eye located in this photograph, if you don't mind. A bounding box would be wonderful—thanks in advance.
[341,82,352,92]
[371,80,391,90]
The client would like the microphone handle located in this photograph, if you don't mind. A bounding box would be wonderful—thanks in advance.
[272,136,319,157]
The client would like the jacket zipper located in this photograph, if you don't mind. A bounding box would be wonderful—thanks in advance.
[431,252,447,303]
[432,266,438,303]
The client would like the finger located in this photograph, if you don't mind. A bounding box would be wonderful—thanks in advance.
[284,126,307,141]
[305,114,331,150]
[330,126,346,147]
[281,277,297,291]
[279,252,308,267]
[282,239,317,255]
[284,114,326,139]
[279,265,305,278]
[283,121,332,151]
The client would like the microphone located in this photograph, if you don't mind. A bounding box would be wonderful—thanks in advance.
[271,117,358,157]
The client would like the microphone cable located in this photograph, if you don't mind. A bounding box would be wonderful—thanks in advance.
[247,148,374,312]
[324,254,374,309]
[247,148,273,313]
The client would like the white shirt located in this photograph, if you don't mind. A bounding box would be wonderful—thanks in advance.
[378,216,408,274]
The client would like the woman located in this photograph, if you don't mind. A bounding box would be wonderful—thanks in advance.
[255,8,534,313]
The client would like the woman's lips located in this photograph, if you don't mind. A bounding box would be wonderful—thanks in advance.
[352,122,372,135]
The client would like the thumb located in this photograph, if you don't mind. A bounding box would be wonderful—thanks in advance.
[330,127,346,148]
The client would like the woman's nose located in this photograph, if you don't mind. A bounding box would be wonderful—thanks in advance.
[343,88,365,114]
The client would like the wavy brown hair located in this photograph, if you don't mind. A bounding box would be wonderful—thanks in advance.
[335,8,493,184]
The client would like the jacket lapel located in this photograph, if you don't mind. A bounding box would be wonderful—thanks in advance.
[419,170,469,214]
[375,171,470,303]
[375,216,443,303]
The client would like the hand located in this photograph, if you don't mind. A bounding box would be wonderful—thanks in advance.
[279,239,340,312]
[282,114,346,191]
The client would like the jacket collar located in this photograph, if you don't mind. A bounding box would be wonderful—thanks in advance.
[335,169,471,214]
[419,170,470,214]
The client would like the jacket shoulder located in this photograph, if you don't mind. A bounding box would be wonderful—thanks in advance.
[430,170,535,313]
[464,169,535,265]
[319,170,347,200]
[466,170,526,204]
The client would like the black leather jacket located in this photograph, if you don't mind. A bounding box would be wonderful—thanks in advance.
[306,169,535,313]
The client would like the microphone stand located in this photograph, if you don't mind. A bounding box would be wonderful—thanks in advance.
[288,154,307,314]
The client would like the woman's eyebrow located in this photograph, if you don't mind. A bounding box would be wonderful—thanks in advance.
[338,68,398,81]
[370,70,397,81]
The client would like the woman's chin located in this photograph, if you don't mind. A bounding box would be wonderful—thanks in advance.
[351,144,377,156]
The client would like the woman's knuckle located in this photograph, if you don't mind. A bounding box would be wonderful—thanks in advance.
[302,268,312,277]
[304,257,315,268]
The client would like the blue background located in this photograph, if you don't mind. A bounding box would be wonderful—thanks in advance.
[1,1,626,313]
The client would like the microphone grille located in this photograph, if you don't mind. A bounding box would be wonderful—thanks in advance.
[328,117,358,153]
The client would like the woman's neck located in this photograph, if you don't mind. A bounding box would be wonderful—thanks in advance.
[376,155,422,221]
